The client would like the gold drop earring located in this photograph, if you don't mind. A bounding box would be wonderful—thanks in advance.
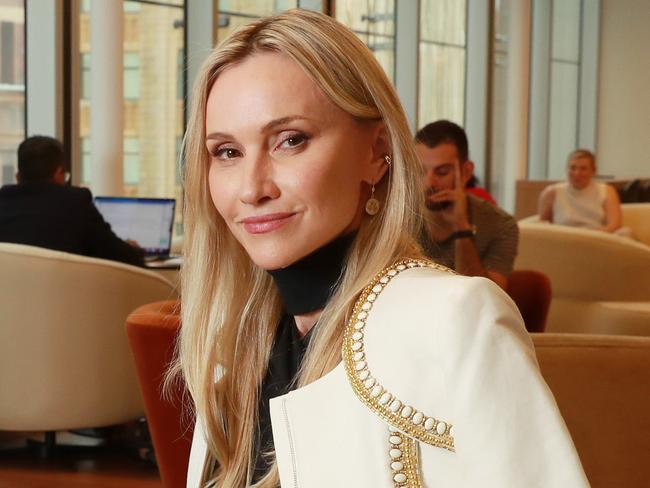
[365,154,392,216]
[365,183,380,215]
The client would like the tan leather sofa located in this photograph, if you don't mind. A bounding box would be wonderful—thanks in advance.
[533,333,650,488]
[516,223,650,335]
[0,243,176,433]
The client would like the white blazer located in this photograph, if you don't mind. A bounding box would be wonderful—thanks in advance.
[188,260,589,487]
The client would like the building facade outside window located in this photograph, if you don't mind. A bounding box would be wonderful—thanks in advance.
[0,0,24,185]
[79,0,185,233]
[335,0,396,81]
[217,0,298,41]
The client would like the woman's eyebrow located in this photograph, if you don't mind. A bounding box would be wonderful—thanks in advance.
[261,115,312,132]
[205,116,314,141]
[205,132,232,141]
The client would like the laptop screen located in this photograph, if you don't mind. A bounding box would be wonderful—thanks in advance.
[94,196,176,256]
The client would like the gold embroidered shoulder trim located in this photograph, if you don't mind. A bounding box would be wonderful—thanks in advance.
[342,259,456,452]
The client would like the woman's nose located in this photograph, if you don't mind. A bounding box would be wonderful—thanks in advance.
[239,154,280,205]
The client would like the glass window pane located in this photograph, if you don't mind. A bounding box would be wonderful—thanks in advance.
[551,0,581,62]
[124,137,140,186]
[79,1,185,232]
[0,1,25,185]
[335,0,395,81]
[123,52,140,100]
[81,137,91,185]
[217,1,298,42]
[548,63,579,179]
[420,0,466,45]
[418,0,466,128]
[489,0,510,200]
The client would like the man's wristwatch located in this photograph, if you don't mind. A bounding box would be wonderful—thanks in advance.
[450,225,477,241]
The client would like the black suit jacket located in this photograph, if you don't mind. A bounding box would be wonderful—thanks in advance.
[0,183,144,266]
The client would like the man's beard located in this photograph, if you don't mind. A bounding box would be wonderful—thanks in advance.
[425,187,452,211]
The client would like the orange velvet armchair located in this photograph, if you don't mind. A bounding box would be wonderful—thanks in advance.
[507,269,552,333]
[126,300,192,488]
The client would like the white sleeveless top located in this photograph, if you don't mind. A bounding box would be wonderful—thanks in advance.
[552,181,607,229]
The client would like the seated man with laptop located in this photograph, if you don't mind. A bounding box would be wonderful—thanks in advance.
[94,196,177,265]
[0,136,145,267]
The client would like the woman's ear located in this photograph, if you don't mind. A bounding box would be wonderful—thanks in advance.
[364,122,391,184]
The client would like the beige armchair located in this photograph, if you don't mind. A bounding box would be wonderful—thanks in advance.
[0,243,175,435]
[532,333,650,488]
[516,223,650,335]
[622,203,650,246]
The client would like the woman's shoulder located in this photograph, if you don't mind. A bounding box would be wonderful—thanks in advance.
[370,259,516,312]
[356,259,524,343]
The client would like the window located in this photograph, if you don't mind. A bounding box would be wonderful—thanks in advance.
[0,1,25,185]
[547,0,581,178]
[123,52,140,100]
[79,0,185,234]
[81,52,140,101]
[335,0,396,81]
[418,0,467,128]
[528,0,598,180]
[123,137,140,187]
[217,0,298,41]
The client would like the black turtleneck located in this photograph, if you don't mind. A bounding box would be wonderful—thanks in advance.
[253,232,355,481]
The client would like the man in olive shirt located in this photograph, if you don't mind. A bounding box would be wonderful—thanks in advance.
[415,120,518,290]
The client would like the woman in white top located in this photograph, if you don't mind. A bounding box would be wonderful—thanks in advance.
[175,9,588,487]
[538,149,622,232]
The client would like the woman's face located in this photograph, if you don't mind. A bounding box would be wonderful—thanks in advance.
[567,156,595,190]
[205,52,386,270]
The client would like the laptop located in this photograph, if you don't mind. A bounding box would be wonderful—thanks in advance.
[94,196,176,260]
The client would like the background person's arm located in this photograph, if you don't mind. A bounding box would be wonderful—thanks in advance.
[80,189,146,266]
[600,184,622,233]
[458,216,519,291]
[453,237,508,290]
[538,185,555,222]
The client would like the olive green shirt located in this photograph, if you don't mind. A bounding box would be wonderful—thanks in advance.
[420,194,519,277]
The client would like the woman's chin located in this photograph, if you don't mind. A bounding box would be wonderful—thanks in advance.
[248,249,306,271]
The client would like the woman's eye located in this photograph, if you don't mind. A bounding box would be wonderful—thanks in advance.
[278,133,308,150]
[213,147,241,160]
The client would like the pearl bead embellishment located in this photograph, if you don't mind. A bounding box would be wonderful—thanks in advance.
[343,258,456,487]
[379,392,392,405]
[389,400,402,413]
[389,448,402,459]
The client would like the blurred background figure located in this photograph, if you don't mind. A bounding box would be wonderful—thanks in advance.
[416,120,518,290]
[0,136,144,266]
[538,149,626,234]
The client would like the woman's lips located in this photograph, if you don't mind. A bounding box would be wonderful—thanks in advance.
[240,213,296,234]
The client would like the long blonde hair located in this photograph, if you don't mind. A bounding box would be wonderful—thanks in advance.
[176,9,424,487]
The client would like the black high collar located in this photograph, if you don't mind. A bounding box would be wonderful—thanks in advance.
[267,232,355,315]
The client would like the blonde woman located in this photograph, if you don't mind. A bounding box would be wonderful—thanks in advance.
[177,9,588,488]
[538,149,623,233]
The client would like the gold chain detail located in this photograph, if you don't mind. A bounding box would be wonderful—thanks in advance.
[342,259,456,452]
